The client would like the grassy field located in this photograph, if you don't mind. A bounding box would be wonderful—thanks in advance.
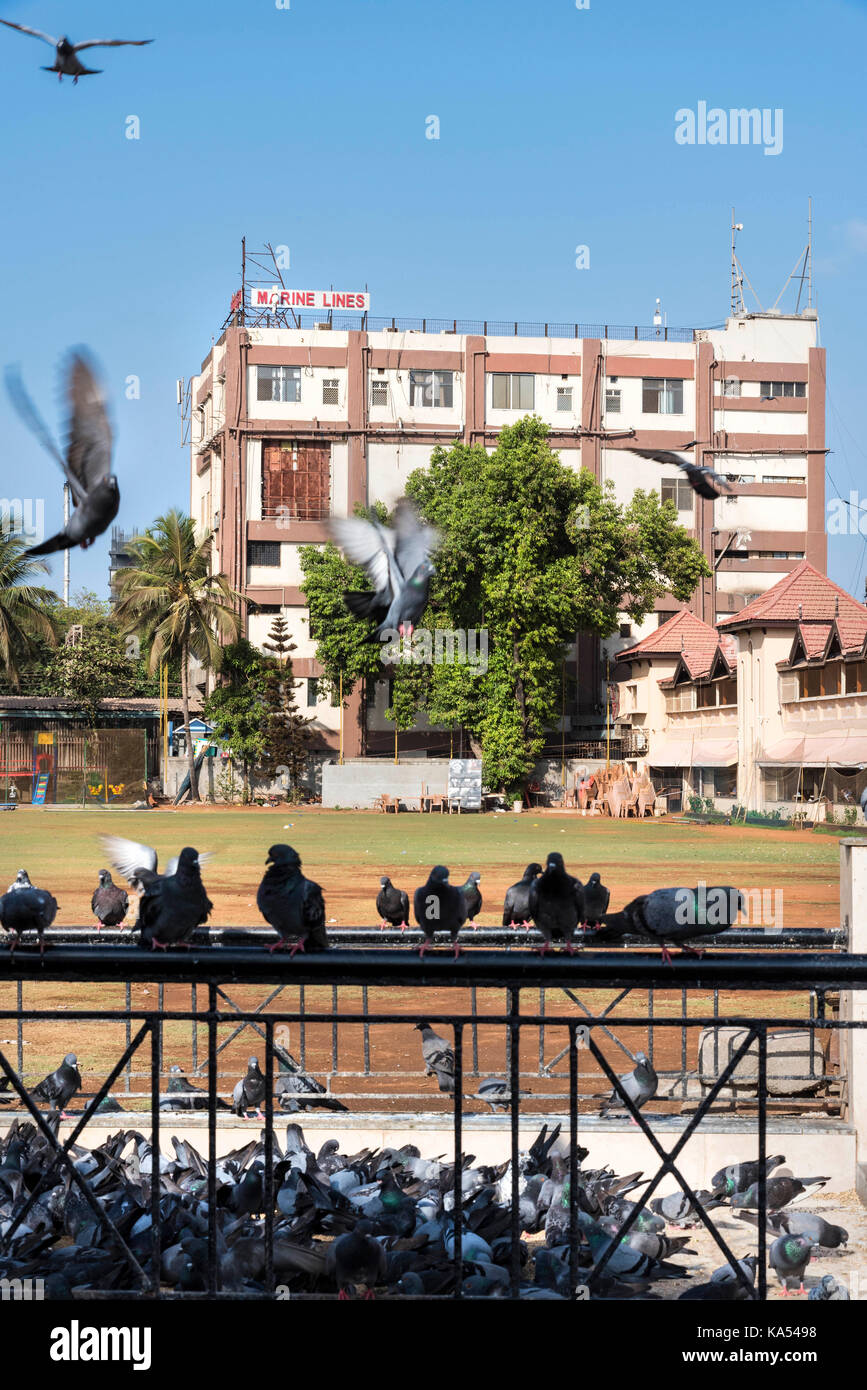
[0,806,850,1106]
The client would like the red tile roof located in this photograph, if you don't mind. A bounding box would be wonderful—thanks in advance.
[798,623,833,659]
[718,561,867,647]
[619,609,720,662]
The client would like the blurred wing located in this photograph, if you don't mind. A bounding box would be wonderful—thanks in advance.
[0,19,56,45]
[72,38,154,51]
[391,501,440,577]
[330,514,400,598]
[165,850,214,877]
[99,834,158,883]
[630,446,696,469]
[4,366,71,485]
[65,350,113,493]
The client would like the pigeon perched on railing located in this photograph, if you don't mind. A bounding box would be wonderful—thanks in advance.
[256,844,327,955]
[31,1053,81,1117]
[599,885,745,963]
[375,875,409,930]
[458,871,483,926]
[91,870,129,930]
[0,20,152,83]
[630,445,734,501]
[600,1051,658,1119]
[583,872,611,929]
[6,351,120,556]
[0,878,58,955]
[6,870,31,893]
[528,853,584,954]
[502,863,542,929]
[331,500,439,638]
[100,836,213,948]
[159,1065,230,1112]
[413,866,467,957]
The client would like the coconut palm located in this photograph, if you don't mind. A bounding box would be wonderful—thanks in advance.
[0,533,58,689]
[114,510,241,801]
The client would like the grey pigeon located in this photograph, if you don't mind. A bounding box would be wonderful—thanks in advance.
[769,1232,813,1295]
[7,870,31,892]
[583,871,610,928]
[415,1022,455,1094]
[458,871,483,925]
[31,1054,80,1116]
[649,1190,726,1228]
[326,1228,387,1298]
[528,853,584,953]
[232,1058,266,1120]
[712,1153,786,1197]
[600,1051,658,1118]
[478,1077,510,1113]
[375,875,409,929]
[91,870,128,930]
[809,1274,849,1301]
[600,885,744,962]
[737,1208,848,1249]
[0,882,58,954]
[413,866,467,956]
[679,1253,758,1302]
[630,445,734,501]
[731,1173,830,1212]
[0,20,152,82]
[159,1065,229,1112]
[502,863,542,928]
[275,1050,348,1114]
[7,351,119,556]
[135,847,212,950]
[331,500,439,638]
[256,844,327,955]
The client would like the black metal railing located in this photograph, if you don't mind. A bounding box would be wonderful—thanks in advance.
[0,945,864,1300]
[222,308,700,343]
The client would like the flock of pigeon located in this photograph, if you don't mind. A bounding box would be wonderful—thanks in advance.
[0,839,744,961]
[0,1113,851,1300]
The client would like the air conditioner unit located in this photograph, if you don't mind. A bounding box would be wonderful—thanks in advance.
[633,730,647,751]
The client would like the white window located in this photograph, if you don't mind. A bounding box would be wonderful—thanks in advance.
[760,380,806,398]
[322,378,339,406]
[556,385,573,412]
[256,366,301,404]
[491,373,534,410]
[661,478,694,511]
[371,378,388,406]
[409,369,453,408]
[721,377,741,397]
[605,387,621,413]
[642,377,684,414]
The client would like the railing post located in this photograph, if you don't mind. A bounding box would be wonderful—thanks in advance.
[840,837,867,1203]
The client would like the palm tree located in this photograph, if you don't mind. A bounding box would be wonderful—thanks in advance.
[0,533,58,689]
[114,510,241,802]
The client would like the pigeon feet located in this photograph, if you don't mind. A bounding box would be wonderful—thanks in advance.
[660,946,674,966]
[452,943,462,959]
[535,942,552,956]
[288,940,306,959]
[338,1288,351,1300]
[563,944,580,955]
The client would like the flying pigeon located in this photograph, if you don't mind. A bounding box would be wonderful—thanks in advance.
[769,1232,813,1296]
[256,844,327,955]
[330,500,439,638]
[232,1057,266,1120]
[630,445,734,501]
[527,852,584,953]
[159,1065,229,1112]
[583,872,610,929]
[6,870,31,892]
[458,871,483,926]
[375,875,409,930]
[711,1153,786,1197]
[0,880,58,954]
[0,20,152,83]
[6,351,119,556]
[808,1274,850,1301]
[600,1051,658,1119]
[91,870,129,930]
[99,837,213,948]
[412,866,467,957]
[502,863,542,929]
[415,1021,455,1094]
[599,885,745,963]
[31,1053,80,1117]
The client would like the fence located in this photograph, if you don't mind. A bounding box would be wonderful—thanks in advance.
[224,307,700,343]
[0,724,148,806]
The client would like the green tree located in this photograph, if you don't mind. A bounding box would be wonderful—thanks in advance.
[262,611,293,663]
[298,541,381,700]
[114,510,240,801]
[0,534,59,690]
[202,639,268,800]
[49,626,138,723]
[260,650,313,798]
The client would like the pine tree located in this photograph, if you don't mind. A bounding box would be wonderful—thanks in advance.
[260,633,313,797]
[262,612,293,664]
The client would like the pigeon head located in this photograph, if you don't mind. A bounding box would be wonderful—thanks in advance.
[98,869,112,886]
[526,863,543,878]
[634,1051,649,1066]
[430,866,449,883]
[63,1054,77,1066]
[414,1021,431,1032]
[379,875,390,886]
[248,1056,260,1069]
[545,852,565,872]
[176,847,200,870]
[587,872,601,885]
[170,1065,183,1075]
[267,844,301,868]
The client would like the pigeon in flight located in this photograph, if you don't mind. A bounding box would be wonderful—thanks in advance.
[413,866,467,956]
[6,351,119,556]
[0,20,152,83]
[375,875,409,930]
[630,445,734,501]
[256,844,327,955]
[600,1051,658,1119]
[91,870,129,930]
[528,852,584,953]
[31,1053,80,1117]
[502,863,542,929]
[0,879,58,954]
[331,500,439,638]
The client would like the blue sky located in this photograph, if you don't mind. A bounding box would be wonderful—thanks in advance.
[1,0,866,599]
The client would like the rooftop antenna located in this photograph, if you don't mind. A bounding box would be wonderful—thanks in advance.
[731,210,745,315]
[770,197,815,314]
[653,297,666,337]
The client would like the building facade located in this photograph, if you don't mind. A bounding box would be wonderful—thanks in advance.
[188,303,825,755]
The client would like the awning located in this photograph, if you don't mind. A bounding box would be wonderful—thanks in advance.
[648,737,737,769]
[758,733,867,768]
